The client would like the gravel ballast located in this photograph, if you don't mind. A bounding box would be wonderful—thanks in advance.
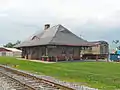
[0,74,16,90]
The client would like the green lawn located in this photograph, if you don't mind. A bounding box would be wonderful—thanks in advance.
[0,57,120,90]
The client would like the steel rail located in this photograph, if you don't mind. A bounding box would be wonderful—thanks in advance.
[0,65,74,90]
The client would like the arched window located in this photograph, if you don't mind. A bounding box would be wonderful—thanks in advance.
[69,48,74,54]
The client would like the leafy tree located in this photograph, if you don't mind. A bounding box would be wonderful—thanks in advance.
[3,42,14,48]
[14,40,21,45]
[3,40,21,48]
[117,46,120,50]
[112,40,120,50]
[113,40,119,44]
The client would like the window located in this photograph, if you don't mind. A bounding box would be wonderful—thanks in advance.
[69,48,74,54]
[41,47,46,56]
[61,47,66,54]
[89,47,92,50]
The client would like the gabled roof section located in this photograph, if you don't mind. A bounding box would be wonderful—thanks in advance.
[49,25,89,46]
[15,24,92,47]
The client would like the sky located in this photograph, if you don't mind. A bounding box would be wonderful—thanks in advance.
[0,0,120,48]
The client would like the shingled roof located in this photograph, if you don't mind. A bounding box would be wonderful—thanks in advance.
[16,24,93,47]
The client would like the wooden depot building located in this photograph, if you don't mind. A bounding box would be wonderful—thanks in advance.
[16,24,99,62]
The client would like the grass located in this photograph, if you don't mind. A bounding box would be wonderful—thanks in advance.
[0,57,120,90]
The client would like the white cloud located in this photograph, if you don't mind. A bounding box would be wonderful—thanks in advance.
[0,13,8,17]
[2,0,120,28]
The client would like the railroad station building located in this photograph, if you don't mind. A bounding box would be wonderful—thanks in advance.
[15,24,109,61]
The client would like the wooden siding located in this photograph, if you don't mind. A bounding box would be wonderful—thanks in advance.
[22,46,82,61]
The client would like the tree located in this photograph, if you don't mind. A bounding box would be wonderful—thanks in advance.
[118,46,120,50]
[14,40,21,46]
[113,40,119,44]
[3,42,14,48]
[112,40,120,50]
[3,40,21,48]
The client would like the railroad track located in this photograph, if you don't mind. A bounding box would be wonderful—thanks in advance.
[0,72,34,90]
[0,65,74,90]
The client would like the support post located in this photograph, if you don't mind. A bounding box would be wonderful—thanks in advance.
[45,46,48,62]
[56,56,58,62]
[79,47,81,60]
[45,46,48,56]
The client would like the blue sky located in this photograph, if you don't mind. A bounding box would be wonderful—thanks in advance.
[0,0,120,49]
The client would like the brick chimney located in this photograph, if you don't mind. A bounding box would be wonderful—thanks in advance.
[44,24,50,30]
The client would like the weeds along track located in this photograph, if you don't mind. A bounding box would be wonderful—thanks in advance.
[0,65,74,90]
